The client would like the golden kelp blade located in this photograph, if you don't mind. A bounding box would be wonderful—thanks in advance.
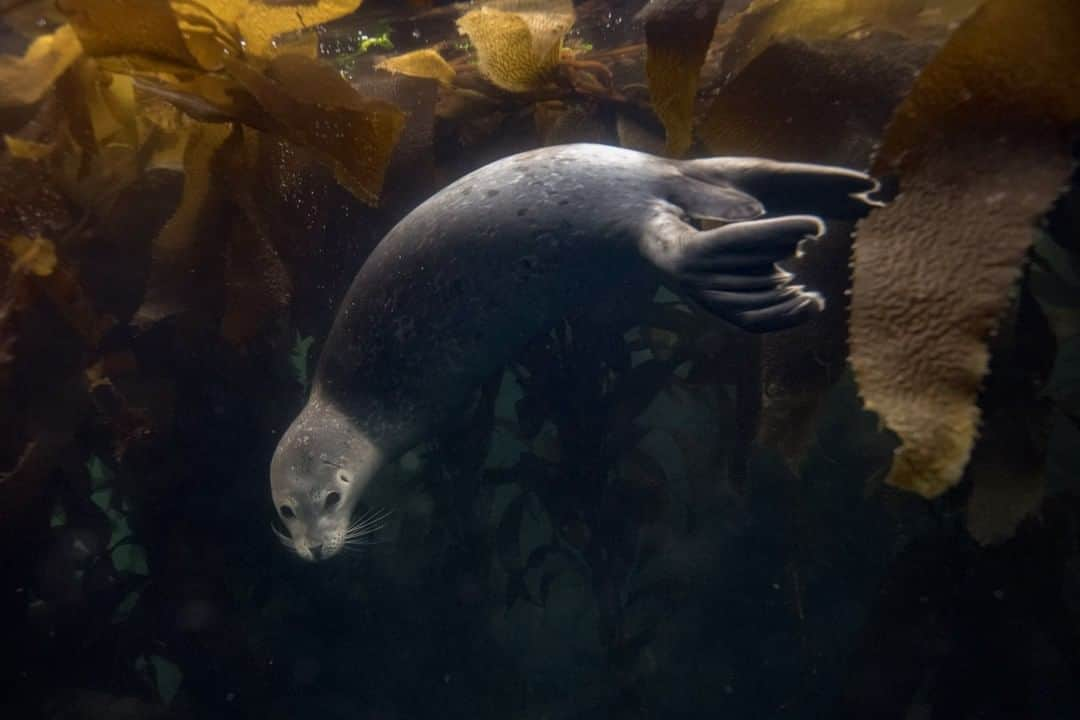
[638,0,723,157]
[93,71,138,147]
[135,97,190,170]
[225,54,406,206]
[874,0,1080,173]
[377,49,457,86]
[849,0,1080,499]
[4,136,55,160]
[57,0,207,70]
[129,60,405,205]
[852,145,1071,498]
[59,0,358,70]
[0,24,83,106]
[54,0,403,205]
[49,60,143,213]
[4,235,58,276]
[195,0,363,59]
[457,0,574,92]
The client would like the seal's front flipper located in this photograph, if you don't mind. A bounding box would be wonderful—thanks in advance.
[641,209,825,332]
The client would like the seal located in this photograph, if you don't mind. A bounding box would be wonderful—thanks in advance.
[270,143,878,561]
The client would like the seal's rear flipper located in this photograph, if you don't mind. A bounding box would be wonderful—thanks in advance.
[680,157,883,220]
[641,209,826,332]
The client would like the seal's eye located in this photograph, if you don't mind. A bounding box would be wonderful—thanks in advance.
[325,492,341,509]
[280,505,295,519]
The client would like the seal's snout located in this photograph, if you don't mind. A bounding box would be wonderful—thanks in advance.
[293,530,345,562]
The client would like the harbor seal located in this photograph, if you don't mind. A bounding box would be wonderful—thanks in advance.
[270,143,878,561]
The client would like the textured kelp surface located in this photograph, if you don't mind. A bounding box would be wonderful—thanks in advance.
[456,0,576,92]
[2,1,1079,718]
[851,0,1080,499]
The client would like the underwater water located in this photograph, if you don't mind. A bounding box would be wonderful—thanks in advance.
[2,0,1080,718]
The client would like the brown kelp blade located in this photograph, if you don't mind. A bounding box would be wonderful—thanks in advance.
[850,0,1080,498]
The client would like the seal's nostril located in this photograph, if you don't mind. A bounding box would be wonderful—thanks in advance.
[310,544,323,560]
[325,492,341,509]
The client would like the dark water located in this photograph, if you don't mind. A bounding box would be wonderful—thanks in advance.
[2,1,1079,719]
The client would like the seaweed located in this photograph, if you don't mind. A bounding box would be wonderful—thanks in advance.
[720,0,981,80]
[850,0,1080,498]
[377,47,456,85]
[0,24,81,106]
[636,0,724,156]
[456,0,575,93]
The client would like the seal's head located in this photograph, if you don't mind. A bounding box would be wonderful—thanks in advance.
[270,398,386,562]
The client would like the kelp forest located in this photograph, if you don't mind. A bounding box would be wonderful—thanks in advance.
[1,0,1079,718]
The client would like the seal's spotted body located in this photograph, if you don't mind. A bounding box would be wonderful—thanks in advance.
[271,143,879,561]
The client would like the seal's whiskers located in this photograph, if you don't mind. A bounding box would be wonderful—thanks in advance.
[271,523,294,549]
[344,537,389,548]
[346,523,389,540]
[346,507,392,539]
[343,507,392,551]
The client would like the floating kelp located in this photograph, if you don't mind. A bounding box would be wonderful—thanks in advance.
[701,34,933,165]
[850,0,1080,498]
[221,53,406,204]
[195,0,364,59]
[57,0,221,70]
[132,120,232,329]
[636,0,724,156]
[376,48,456,86]
[0,24,81,106]
[853,145,1071,500]
[0,1,409,341]
[872,2,1080,172]
[58,0,360,67]
[721,0,982,80]
[456,0,575,92]
[962,297,1054,545]
[4,134,55,159]
[52,0,406,205]
[4,234,57,276]
[49,62,142,214]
